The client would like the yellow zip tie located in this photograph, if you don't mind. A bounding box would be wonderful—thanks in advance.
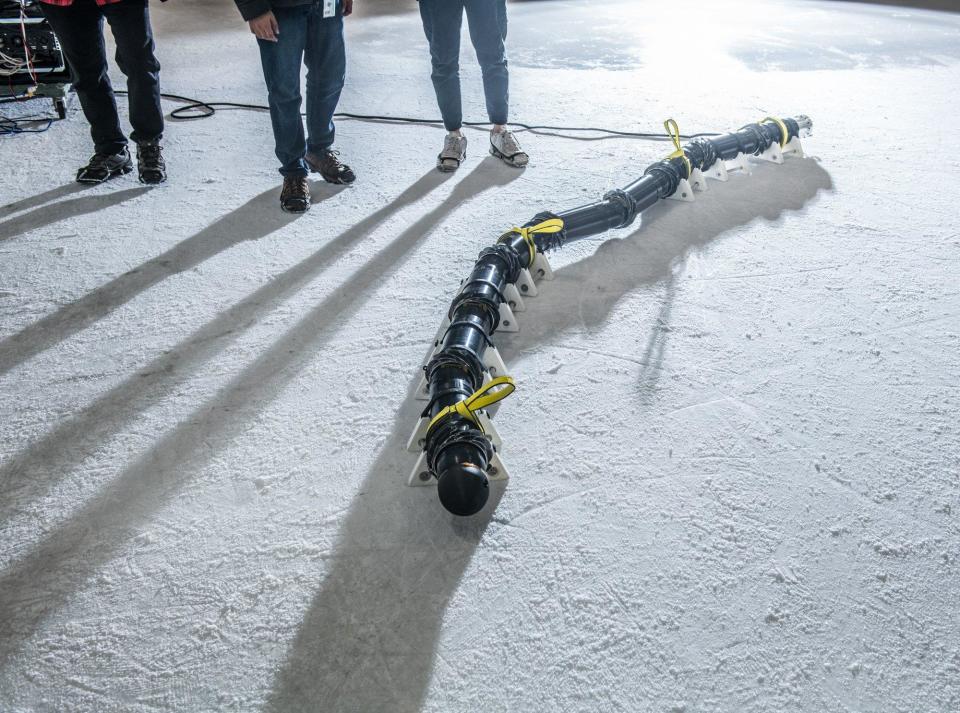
[427,375,517,436]
[761,116,789,148]
[500,218,564,266]
[664,118,692,178]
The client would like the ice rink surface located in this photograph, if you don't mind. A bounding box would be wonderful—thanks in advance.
[1,0,958,710]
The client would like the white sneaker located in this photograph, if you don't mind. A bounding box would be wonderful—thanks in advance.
[438,134,467,172]
[490,129,529,168]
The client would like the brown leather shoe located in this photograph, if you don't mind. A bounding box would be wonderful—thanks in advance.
[305,148,356,185]
[280,176,311,213]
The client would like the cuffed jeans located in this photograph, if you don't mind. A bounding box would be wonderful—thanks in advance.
[41,0,163,155]
[257,0,346,177]
[419,0,509,132]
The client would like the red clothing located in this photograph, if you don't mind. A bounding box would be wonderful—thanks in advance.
[40,0,125,5]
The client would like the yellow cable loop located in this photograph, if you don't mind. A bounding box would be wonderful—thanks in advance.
[663,118,692,179]
[761,116,790,148]
[427,375,517,436]
[499,218,565,266]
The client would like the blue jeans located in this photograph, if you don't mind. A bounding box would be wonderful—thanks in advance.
[257,1,345,177]
[419,0,509,132]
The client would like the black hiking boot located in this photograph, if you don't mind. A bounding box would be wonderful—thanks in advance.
[305,148,356,185]
[76,147,133,184]
[280,176,311,213]
[136,140,167,184]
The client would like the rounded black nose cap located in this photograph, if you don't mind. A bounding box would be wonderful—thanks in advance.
[437,464,490,516]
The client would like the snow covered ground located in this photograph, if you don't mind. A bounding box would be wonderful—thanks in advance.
[1,0,959,710]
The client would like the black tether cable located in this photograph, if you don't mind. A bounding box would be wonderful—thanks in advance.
[114,90,721,142]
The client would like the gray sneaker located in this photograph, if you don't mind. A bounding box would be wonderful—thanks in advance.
[490,129,529,168]
[438,134,467,172]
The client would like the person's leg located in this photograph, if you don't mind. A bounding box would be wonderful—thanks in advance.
[257,6,310,178]
[103,0,165,183]
[40,0,126,155]
[465,0,526,167]
[464,0,508,127]
[304,1,344,153]
[103,0,163,144]
[418,0,465,132]
[302,0,355,185]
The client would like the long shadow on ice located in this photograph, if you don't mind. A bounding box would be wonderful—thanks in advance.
[0,183,90,220]
[0,186,150,246]
[497,158,834,401]
[0,159,517,672]
[0,170,444,549]
[0,183,335,377]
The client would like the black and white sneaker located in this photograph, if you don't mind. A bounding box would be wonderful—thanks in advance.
[437,134,467,172]
[76,148,133,184]
[136,140,166,184]
[489,129,529,168]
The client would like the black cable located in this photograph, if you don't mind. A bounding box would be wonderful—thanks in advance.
[0,113,53,135]
[117,90,721,142]
[1,85,722,142]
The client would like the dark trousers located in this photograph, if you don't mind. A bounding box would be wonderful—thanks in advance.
[257,1,346,178]
[41,0,163,155]
[419,0,509,132]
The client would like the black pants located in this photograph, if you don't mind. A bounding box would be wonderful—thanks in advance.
[419,0,509,132]
[41,0,163,154]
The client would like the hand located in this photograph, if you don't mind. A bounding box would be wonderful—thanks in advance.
[343,0,353,16]
[249,11,280,42]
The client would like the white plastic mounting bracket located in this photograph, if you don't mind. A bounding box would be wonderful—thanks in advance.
[667,177,695,202]
[405,409,502,455]
[756,141,784,164]
[503,282,525,313]
[484,345,508,379]
[515,268,539,297]
[727,152,753,175]
[406,448,510,487]
[408,451,434,486]
[530,252,554,281]
[486,451,510,481]
[782,136,804,157]
[498,302,519,332]
[705,158,728,182]
[416,370,430,401]
[689,167,708,192]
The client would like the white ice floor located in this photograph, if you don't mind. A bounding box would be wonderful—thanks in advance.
[1,1,959,711]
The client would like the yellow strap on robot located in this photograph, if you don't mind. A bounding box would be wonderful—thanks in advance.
[427,376,517,436]
[761,116,790,148]
[500,218,565,266]
[663,118,692,179]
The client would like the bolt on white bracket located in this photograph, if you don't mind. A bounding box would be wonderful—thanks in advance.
[515,268,539,297]
[689,167,708,192]
[667,177,695,202]
[705,158,728,182]
[498,301,519,332]
[756,141,784,164]
[727,152,753,175]
[503,282,526,312]
[782,136,804,157]
[531,252,554,281]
